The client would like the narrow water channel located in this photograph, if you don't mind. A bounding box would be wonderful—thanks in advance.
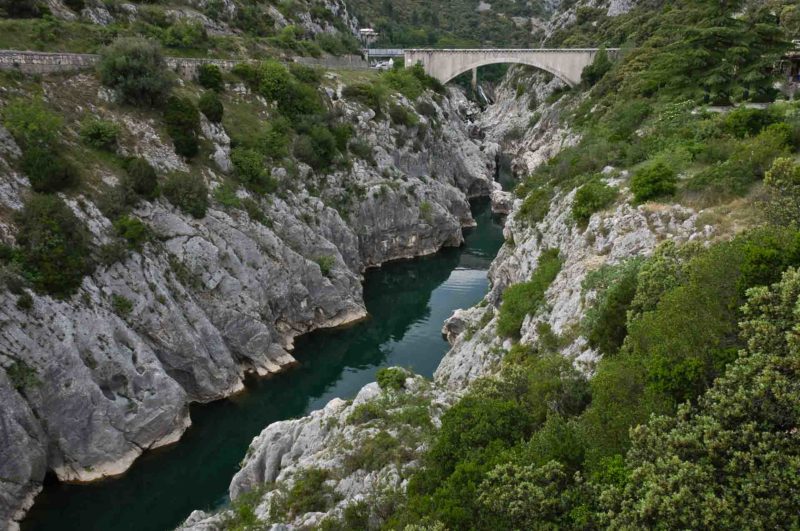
[23,199,505,531]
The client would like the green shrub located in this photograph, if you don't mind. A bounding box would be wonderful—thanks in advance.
[231,148,276,193]
[419,200,433,223]
[2,98,62,148]
[79,118,120,151]
[722,106,777,138]
[347,400,387,425]
[517,186,552,225]
[198,90,224,123]
[113,216,150,250]
[572,179,617,223]
[259,118,292,160]
[330,123,353,154]
[389,104,419,127]
[349,139,374,163]
[630,161,676,202]
[21,147,80,193]
[497,249,562,338]
[162,172,208,218]
[288,63,322,85]
[111,294,133,316]
[271,469,338,519]
[582,259,642,356]
[197,63,224,92]
[764,158,800,227]
[99,37,172,107]
[254,59,323,118]
[162,20,208,49]
[15,194,92,297]
[123,158,159,200]
[342,83,384,113]
[6,361,40,391]
[582,46,612,86]
[164,95,200,158]
[16,291,33,311]
[242,198,270,226]
[213,181,241,208]
[315,255,335,277]
[376,367,406,391]
[343,431,412,474]
[231,62,259,85]
[294,125,337,171]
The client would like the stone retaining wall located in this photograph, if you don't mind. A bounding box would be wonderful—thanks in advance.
[0,50,367,77]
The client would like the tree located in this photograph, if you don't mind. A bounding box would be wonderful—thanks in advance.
[162,173,208,218]
[764,157,800,227]
[198,91,224,123]
[607,268,800,530]
[99,38,172,107]
[198,63,224,92]
[164,95,200,158]
[582,46,612,86]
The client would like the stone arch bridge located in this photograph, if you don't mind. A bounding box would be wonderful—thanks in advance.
[403,48,618,87]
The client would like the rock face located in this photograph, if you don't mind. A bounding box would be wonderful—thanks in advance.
[0,69,494,528]
[71,0,358,38]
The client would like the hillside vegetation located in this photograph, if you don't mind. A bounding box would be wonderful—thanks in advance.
[0,0,360,58]
[347,0,552,47]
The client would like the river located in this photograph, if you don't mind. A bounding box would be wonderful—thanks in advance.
[22,198,505,531]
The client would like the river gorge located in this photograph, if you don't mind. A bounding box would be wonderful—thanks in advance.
[21,200,505,531]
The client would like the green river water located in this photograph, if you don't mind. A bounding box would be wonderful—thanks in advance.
[22,198,505,531]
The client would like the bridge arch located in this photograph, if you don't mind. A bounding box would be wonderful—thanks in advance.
[404,49,614,88]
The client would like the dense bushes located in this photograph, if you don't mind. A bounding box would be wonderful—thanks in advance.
[607,268,800,529]
[79,118,120,151]
[21,147,79,193]
[581,259,642,356]
[630,161,676,202]
[581,46,612,86]
[764,158,800,227]
[123,158,159,200]
[164,95,200,158]
[15,194,92,297]
[2,98,80,193]
[341,83,384,113]
[198,91,224,123]
[497,249,562,338]
[572,178,617,222]
[99,38,172,107]
[376,368,407,391]
[388,104,419,127]
[162,20,207,49]
[230,148,275,193]
[3,98,62,148]
[162,172,208,218]
[293,125,338,171]
[197,64,224,92]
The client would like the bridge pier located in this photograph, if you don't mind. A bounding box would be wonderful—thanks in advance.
[471,68,477,92]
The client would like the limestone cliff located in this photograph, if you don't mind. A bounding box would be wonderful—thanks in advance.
[0,67,494,529]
